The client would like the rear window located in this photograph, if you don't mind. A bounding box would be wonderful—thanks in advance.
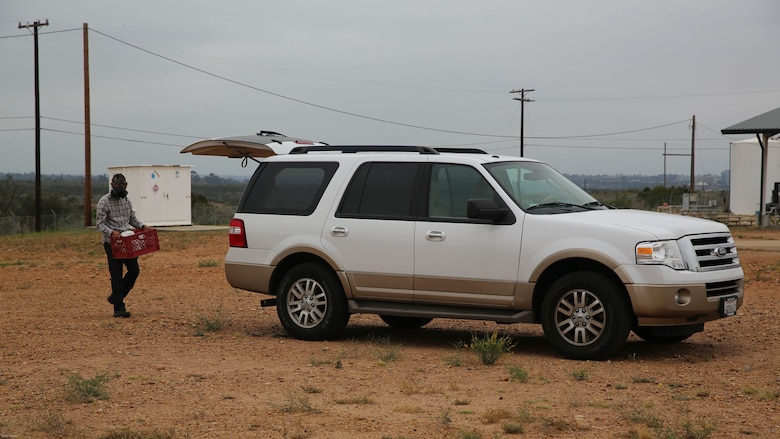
[238,162,338,215]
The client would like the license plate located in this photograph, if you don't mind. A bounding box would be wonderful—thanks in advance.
[720,296,738,317]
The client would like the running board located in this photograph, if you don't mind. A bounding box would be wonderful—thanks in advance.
[347,300,536,324]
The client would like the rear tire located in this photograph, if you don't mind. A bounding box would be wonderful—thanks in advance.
[276,263,349,340]
[379,315,433,329]
[541,271,631,360]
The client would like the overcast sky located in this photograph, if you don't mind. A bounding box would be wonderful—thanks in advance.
[2,1,778,179]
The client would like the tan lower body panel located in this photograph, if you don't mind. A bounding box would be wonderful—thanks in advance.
[348,273,516,308]
[228,263,528,311]
[346,272,413,301]
[225,262,273,294]
[414,276,514,307]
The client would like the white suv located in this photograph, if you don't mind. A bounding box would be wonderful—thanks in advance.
[184,133,744,359]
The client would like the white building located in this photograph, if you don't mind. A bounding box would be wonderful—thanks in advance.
[729,138,780,215]
[107,165,192,226]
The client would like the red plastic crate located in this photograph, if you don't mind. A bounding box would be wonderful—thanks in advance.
[111,229,160,259]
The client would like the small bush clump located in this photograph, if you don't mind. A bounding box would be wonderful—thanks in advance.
[65,372,111,403]
[469,332,516,365]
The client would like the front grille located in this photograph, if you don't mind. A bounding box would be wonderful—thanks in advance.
[685,233,740,272]
[706,279,742,298]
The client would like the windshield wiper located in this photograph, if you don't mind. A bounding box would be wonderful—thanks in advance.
[526,201,595,212]
[582,201,615,209]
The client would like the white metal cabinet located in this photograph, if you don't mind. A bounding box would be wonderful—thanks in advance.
[107,165,192,226]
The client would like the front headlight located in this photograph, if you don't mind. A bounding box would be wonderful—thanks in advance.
[636,241,687,270]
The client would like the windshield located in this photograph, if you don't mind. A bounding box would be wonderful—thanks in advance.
[485,161,601,212]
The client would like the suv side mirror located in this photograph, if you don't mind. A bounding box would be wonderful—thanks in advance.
[467,199,510,222]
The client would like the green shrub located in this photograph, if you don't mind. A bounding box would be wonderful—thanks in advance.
[570,369,588,381]
[65,372,110,403]
[507,364,529,382]
[469,332,516,365]
[193,314,225,336]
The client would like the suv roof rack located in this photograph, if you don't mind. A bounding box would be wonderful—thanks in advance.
[288,145,487,155]
[434,147,488,154]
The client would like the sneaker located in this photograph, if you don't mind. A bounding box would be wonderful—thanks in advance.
[113,307,131,318]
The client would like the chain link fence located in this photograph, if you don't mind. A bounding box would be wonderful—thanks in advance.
[191,203,235,226]
[0,212,84,235]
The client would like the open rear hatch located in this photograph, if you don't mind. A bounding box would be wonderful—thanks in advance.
[180,131,327,159]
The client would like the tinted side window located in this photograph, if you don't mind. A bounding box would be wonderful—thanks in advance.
[429,163,499,218]
[338,162,421,219]
[239,162,338,215]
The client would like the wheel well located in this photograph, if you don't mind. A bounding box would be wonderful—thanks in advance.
[532,258,633,322]
[270,253,335,296]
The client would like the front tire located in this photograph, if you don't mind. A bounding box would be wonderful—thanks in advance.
[541,271,631,360]
[276,263,349,340]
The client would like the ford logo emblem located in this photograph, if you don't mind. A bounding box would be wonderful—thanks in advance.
[711,247,729,257]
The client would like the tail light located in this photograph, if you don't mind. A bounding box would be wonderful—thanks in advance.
[228,218,247,248]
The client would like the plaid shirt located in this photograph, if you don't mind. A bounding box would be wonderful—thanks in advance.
[96,193,145,243]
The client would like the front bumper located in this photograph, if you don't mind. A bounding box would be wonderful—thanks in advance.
[626,277,744,326]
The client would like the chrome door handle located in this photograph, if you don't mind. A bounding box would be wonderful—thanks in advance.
[331,226,348,237]
[426,230,445,241]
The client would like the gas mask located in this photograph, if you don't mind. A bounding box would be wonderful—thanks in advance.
[111,184,128,198]
[111,174,128,198]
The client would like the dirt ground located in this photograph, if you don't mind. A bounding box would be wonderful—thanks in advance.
[1,227,778,439]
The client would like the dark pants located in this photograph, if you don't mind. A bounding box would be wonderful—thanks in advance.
[103,242,140,307]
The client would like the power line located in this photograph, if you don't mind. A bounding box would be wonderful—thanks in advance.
[514,143,730,151]
[531,120,690,139]
[0,27,79,39]
[0,120,733,152]
[89,28,516,139]
[41,116,206,139]
[0,115,730,143]
[0,125,734,156]
[0,27,747,149]
[11,28,516,138]
[697,121,745,142]
[541,89,780,102]
[4,29,780,102]
[37,114,697,141]
[2,115,204,139]
[85,29,698,142]
[40,128,183,147]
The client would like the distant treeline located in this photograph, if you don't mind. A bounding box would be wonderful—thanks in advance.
[2,170,727,190]
[0,172,246,219]
[0,172,247,184]
[565,173,729,191]
[0,172,729,219]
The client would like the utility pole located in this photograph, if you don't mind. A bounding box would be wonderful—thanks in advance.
[663,140,692,191]
[690,115,696,193]
[83,23,92,227]
[18,19,49,232]
[663,142,667,187]
[510,88,534,157]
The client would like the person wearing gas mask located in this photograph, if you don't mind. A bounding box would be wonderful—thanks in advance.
[96,173,150,317]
